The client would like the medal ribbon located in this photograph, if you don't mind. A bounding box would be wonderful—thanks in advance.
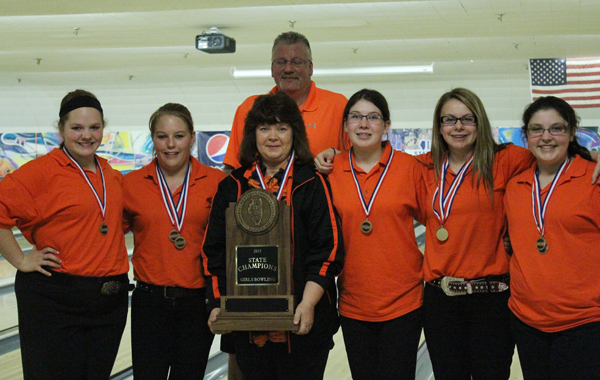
[255,150,295,200]
[156,161,191,232]
[349,147,394,219]
[432,155,474,226]
[63,148,106,221]
[532,157,569,237]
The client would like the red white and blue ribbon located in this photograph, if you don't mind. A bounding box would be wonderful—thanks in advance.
[531,157,570,237]
[255,150,295,200]
[63,148,106,221]
[349,147,394,219]
[156,161,191,232]
[432,155,474,227]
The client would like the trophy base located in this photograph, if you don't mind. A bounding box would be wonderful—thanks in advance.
[211,314,299,334]
[211,295,299,333]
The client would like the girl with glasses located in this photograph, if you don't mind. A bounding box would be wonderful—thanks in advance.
[416,87,534,380]
[504,96,600,379]
[325,89,426,380]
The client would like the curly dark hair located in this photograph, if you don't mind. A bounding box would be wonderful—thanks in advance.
[239,91,313,168]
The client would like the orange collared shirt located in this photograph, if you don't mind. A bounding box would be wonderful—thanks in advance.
[418,144,533,282]
[505,155,600,332]
[328,142,425,321]
[223,81,348,168]
[123,157,225,288]
[0,148,129,277]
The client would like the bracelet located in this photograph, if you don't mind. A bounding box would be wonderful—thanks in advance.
[330,147,336,156]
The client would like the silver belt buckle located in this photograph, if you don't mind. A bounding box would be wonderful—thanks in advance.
[440,276,466,296]
[100,281,121,295]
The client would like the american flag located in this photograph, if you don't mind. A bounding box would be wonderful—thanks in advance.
[529,57,600,108]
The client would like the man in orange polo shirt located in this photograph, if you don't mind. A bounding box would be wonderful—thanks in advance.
[223,31,348,173]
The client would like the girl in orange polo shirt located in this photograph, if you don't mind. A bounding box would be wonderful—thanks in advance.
[505,96,600,380]
[417,88,534,380]
[0,89,130,379]
[327,89,425,380]
[123,103,225,379]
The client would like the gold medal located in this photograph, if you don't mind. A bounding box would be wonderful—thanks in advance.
[100,223,109,236]
[360,220,373,234]
[174,236,187,250]
[436,226,449,242]
[536,236,548,254]
[169,229,180,242]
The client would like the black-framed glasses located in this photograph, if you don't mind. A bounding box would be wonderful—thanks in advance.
[527,125,568,137]
[347,112,384,125]
[440,115,477,126]
[272,58,311,69]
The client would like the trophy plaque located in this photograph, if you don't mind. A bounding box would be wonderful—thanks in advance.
[211,188,298,333]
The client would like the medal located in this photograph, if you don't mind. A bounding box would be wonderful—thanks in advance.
[100,223,109,236]
[536,236,548,254]
[174,236,187,250]
[432,155,474,243]
[63,148,108,236]
[156,161,191,249]
[531,157,569,255]
[360,220,373,234]
[436,226,449,242]
[169,229,180,242]
[349,147,394,235]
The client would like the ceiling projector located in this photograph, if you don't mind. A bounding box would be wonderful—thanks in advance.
[196,27,236,54]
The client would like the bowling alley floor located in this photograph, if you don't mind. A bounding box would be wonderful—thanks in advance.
[0,229,525,380]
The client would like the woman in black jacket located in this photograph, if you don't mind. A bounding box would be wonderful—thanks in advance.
[202,91,344,380]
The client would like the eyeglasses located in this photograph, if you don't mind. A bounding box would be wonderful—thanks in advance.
[441,115,477,126]
[347,113,384,125]
[527,125,568,137]
[272,58,311,69]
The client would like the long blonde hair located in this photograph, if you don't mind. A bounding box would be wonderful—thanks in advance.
[431,88,500,198]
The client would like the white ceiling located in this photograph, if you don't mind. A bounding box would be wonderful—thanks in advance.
[2,0,599,87]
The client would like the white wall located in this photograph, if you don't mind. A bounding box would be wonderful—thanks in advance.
[1,70,599,134]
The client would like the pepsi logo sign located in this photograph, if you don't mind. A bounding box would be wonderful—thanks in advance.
[206,133,229,164]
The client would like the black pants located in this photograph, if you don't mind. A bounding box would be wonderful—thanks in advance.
[423,283,515,380]
[511,313,600,380]
[340,308,422,380]
[234,333,330,380]
[131,286,214,380]
[15,270,128,380]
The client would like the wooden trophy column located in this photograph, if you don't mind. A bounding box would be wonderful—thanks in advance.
[211,188,299,333]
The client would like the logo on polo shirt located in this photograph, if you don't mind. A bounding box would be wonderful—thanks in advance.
[205,134,229,164]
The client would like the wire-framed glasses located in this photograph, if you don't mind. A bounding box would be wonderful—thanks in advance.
[272,58,311,69]
[527,125,568,137]
[347,113,384,125]
[440,115,477,126]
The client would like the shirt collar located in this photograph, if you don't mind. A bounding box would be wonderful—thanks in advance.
[143,157,207,186]
[517,154,587,185]
[51,148,108,171]
[343,141,392,173]
[270,81,317,112]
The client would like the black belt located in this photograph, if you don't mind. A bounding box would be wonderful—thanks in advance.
[428,274,510,296]
[135,281,204,299]
[43,269,131,296]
